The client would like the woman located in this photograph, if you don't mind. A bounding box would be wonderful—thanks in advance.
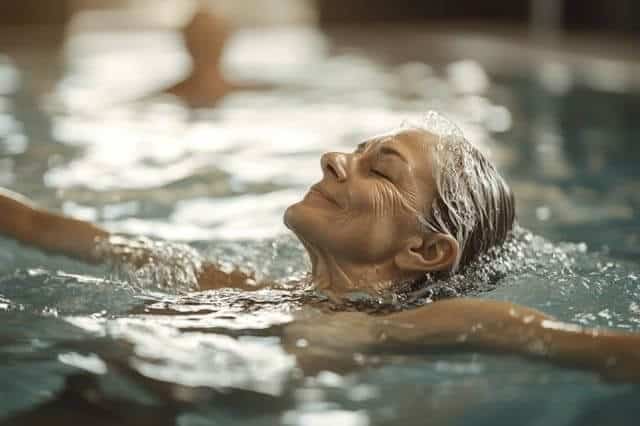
[1,113,639,381]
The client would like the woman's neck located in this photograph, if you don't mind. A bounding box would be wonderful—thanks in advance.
[305,245,404,301]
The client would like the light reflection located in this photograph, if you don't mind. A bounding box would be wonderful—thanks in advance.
[171,190,301,239]
[102,200,140,220]
[537,62,572,95]
[0,113,17,137]
[347,384,379,402]
[582,59,630,94]
[102,218,221,241]
[486,105,512,133]
[0,158,15,185]
[535,205,551,221]
[44,83,498,239]
[65,314,296,395]
[224,27,328,82]
[0,56,20,95]
[59,30,188,110]
[3,133,28,154]
[282,409,370,426]
[58,352,108,375]
[446,60,489,95]
[62,200,98,222]
[530,111,574,179]
[540,319,584,333]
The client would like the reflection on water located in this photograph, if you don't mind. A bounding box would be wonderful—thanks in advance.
[1,26,640,425]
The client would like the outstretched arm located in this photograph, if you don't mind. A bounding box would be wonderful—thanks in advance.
[0,188,108,263]
[383,298,640,380]
[285,298,640,381]
[0,188,259,290]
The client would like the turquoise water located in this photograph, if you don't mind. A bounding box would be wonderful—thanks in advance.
[1,28,640,425]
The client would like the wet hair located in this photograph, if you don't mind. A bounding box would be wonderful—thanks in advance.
[409,111,516,273]
[381,112,517,304]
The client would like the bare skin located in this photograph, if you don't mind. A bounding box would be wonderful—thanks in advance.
[162,8,232,107]
[284,302,640,382]
[284,128,458,299]
[1,127,640,382]
[155,8,272,108]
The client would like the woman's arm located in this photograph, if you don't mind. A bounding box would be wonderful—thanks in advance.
[0,188,108,263]
[382,298,640,380]
[0,188,260,290]
[284,298,640,381]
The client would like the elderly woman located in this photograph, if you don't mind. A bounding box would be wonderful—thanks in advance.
[1,113,639,381]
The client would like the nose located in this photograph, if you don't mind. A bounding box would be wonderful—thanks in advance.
[321,152,348,182]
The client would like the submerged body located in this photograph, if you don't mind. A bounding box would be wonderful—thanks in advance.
[1,117,640,384]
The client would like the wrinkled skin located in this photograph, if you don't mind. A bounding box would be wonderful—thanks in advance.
[284,128,459,299]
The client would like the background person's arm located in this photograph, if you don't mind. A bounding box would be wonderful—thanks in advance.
[284,298,640,381]
[0,188,260,290]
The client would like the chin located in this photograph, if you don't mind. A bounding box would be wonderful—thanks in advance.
[283,201,323,247]
[283,201,305,234]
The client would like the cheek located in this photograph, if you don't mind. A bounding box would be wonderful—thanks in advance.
[361,181,414,221]
[341,182,420,237]
[327,216,397,262]
[342,184,417,256]
[346,181,392,216]
[402,186,420,213]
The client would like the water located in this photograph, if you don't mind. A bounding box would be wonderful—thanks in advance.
[1,27,640,425]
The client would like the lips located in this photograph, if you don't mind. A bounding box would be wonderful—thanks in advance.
[310,184,341,208]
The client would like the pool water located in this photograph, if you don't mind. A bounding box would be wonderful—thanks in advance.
[1,27,640,425]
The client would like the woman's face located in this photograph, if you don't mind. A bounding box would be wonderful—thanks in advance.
[284,128,438,265]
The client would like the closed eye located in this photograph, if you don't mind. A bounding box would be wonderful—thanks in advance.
[371,169,391,181]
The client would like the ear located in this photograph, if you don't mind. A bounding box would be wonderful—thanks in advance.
[394,234,460,273]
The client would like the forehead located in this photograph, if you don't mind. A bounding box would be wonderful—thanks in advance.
[366,127,438,192]
[366,128,438,167]
[366,127,438,148]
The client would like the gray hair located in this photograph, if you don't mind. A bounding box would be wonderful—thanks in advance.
[405,111,516,273]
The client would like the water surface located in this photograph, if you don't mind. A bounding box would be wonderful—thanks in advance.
[1,27,639,425]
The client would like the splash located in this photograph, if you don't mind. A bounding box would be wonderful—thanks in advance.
[403,226,540,302]
[326,224,638,325]
[400,110,465,141]
[95,235,204,293]
[401,110,480,240]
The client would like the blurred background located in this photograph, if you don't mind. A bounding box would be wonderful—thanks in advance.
[3,0,640,29]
